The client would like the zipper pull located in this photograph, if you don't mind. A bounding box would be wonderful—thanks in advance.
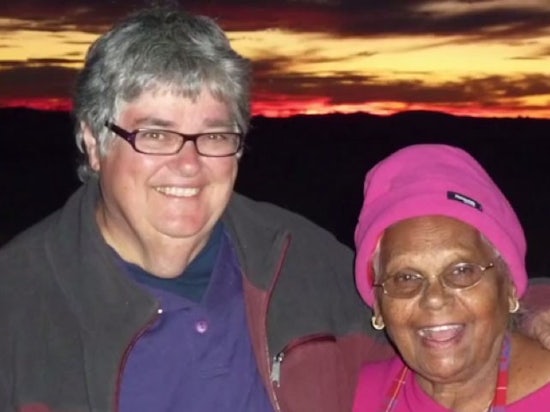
[270,352,285,387]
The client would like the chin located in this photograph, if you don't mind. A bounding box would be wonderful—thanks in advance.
[418,358,469,382]
[151,219,204,238]
[161,226,207,240]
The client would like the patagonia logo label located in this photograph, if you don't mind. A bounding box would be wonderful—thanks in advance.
[447,191,483,211]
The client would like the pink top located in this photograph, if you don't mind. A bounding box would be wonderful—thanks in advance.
[353,356,550,412]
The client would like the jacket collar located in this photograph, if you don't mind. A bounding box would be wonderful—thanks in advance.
[43,179,158,404]
[222,193,290,291]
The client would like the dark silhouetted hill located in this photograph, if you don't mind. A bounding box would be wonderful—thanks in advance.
[0,108,80,244]
[1,107,549,277]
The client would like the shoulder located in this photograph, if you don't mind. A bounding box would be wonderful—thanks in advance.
[226,192,352,253]
[0,216,58,335]
[353,357,404,411]
[0,183,89,264]
[228,192,333,229]
[508,373,550,409]
[509,332,550,403]
[355,357,403,397]
[0,199,74,310]
[0,213,55,269]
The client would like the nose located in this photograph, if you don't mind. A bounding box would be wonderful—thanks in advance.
[418,276,454,310]
[168,140,201,175]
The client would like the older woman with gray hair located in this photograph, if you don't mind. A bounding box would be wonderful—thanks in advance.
[353,144,550,411]
[0,5,389,411]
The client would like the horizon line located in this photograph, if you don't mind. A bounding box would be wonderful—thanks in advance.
[1,102,549,122]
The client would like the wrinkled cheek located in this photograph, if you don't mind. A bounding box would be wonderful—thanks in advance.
[384,325,414,353]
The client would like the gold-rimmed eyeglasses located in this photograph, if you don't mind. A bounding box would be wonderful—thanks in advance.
[373,261,495,299]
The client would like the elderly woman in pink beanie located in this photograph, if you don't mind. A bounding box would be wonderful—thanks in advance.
[353,144,550,411]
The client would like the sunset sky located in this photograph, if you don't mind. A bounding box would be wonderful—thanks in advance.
[1,0,550,118]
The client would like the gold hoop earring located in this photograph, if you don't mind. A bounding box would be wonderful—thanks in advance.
[509,298,520,314]
[371,315,385,330]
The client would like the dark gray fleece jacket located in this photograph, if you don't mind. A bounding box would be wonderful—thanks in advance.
[0,178,391,412]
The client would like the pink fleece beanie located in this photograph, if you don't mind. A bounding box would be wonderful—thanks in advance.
[354,144,527,307]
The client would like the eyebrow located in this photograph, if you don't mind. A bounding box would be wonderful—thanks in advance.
[131,116,236,130]
[203,117,237,129]
[131,117,174,128]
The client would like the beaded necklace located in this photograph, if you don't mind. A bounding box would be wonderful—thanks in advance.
[380,334,511,412]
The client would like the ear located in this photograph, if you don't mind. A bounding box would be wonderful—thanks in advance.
[373,300,381,317]
[507,282,520,313]
[371,302,385,330]
[373,301,384,323]
[82,122,101,172]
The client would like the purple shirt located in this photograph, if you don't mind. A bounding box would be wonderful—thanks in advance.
[118,229,273,412]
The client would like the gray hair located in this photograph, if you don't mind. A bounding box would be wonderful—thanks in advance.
[73,6,251,181]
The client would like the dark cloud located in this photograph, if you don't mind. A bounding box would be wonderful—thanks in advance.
[0,65,78,98]
[2,25,548,111]
[1,0,549,115]
[251,53,550,108]
[1,1,549,40]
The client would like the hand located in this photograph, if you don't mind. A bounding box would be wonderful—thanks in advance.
[523,307,550,350]
[520,278,550,350]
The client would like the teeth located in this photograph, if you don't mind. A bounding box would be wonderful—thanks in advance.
[418,324,463,340]
[155,186,199,197]
[421,324,459,333]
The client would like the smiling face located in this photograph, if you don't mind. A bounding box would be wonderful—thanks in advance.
[373,215,514,385]
[83,88,239,272]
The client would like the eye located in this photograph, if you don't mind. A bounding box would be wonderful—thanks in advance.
[446,263,478,286]
[202,133,234,141]
[392,271,423,284]
[139,130,168,141]
[450,263,476,279]
[383,270,424,295]
[452,263,476,276]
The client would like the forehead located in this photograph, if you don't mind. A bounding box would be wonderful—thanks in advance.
[117,87,232,126]
[380,215,490,264]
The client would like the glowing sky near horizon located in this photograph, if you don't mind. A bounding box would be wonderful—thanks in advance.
[1,0,550,118]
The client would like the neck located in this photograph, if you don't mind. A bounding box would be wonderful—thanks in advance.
[415,336,505,412]
[97,209,210,278]
[419,376,496,412]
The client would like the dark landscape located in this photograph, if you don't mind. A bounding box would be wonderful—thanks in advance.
[1,108,549,277]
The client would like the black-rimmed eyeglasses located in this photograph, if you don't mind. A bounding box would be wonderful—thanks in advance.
[373,261,495,299]
[105,122,243,157]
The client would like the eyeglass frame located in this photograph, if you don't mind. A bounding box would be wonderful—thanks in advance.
[104,121,244,157]
[373,261,495,299]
